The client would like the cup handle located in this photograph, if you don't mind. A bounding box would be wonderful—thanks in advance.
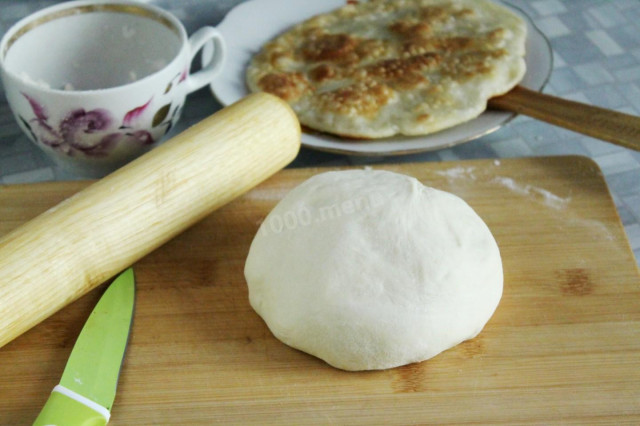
[184,26,226,94]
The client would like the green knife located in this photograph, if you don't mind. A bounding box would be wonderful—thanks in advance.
[33,268,136,426]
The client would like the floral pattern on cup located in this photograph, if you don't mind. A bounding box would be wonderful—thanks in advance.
[18,72,185,158]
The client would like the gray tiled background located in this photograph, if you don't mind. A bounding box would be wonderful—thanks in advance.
[1,0,639,266]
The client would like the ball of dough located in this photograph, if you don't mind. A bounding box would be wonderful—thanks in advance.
[244,170,503,371]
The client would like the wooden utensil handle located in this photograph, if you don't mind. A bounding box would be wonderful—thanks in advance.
[0,93,300,348]
[489,86,640,151]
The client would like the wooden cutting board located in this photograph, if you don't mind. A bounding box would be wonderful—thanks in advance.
[0,156,638,424]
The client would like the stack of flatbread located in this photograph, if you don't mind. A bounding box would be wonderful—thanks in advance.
[246,0,526,139]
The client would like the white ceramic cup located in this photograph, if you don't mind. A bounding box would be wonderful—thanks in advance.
[0,0,225,177]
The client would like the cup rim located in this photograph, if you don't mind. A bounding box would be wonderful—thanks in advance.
[0,0,189,94]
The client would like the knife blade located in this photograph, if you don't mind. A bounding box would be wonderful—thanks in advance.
[33,268,136,426]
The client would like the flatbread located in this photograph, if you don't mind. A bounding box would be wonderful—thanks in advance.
[244,170,503,371]
[246,0,527,139]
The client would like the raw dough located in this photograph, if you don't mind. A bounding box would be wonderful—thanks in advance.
[244,170,503,371]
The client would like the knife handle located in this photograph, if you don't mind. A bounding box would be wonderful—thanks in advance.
[33,385,108,426]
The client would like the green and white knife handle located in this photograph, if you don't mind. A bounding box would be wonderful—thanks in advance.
[33,385,110,426]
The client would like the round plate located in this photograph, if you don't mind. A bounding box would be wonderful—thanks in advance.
[208,0,553,156]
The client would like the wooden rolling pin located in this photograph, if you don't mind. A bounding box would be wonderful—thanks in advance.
[0,93,301,348]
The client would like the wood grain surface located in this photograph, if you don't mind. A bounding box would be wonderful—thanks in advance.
[0,156,638,424]
[489,86,640,151]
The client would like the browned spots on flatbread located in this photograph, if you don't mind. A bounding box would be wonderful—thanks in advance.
[365,53,441,89]
[402,36,477,57]
[391,362,429,393]
[301,33,359,62]
[419,5,450,22]
[257,72,310,101]
[441,49,508,78]
[488,27,507,42]
[389,20,434,38]
[390,5,474,38]
[354,39,389,61]
[267,49,294,68]
[557,268,594,296]
[317,80,394,116]
[308,64,336,82]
